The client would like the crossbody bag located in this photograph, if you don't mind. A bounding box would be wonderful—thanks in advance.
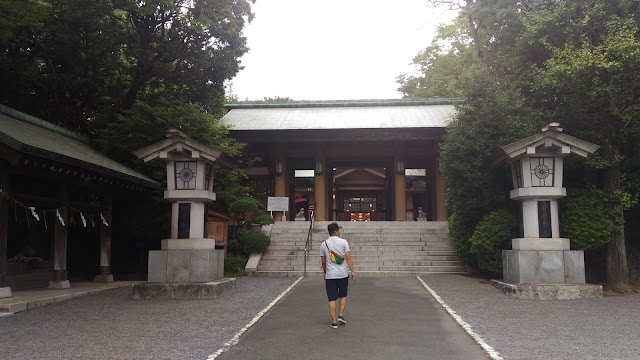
[323,240,345,265]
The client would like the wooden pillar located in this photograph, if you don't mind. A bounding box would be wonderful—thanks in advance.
[52,207,68,281]
[314,149,327,221]
[274,151,286,221]
[394,172,406,221]
[435,161,448,221]
[0,174,10,297]
[394,156,407,221]
[95,209,113,282]
[50,184,70,289]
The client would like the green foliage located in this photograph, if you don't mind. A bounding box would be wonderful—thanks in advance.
[1,0,254,136]
[241,233,271,253]
[228,196,274,240]
[412,0,640,286]
[227,238,241,254]
[448,213,476,268]
[560,187,612,251]
[210,168,252,214]
[224,254,247,277]
[469,209,517,275]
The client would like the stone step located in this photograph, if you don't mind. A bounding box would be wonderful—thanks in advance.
[258,259,464,267]
[261,254,461,262]
[251,270,466,278]
[266,244,455,252]
[263,250,458,257]
[257,263,466,272]
[257,221,463,276]
[267,240,453,248]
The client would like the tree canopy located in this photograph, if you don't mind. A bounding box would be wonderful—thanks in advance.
[399,0,640,289]
[1,0,254,157]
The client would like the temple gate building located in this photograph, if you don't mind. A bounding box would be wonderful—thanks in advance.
[220,98,455,222]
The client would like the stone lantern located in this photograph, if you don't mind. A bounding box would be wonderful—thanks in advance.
[495,123,603,299]
[131,130,235,298]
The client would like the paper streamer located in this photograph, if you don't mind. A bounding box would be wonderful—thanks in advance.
[100,212,109,227]
[56,209,66,226]
[80,212,87,227]
[28,207,40,221]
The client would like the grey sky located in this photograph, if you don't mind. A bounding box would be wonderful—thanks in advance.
[229,0,458,101]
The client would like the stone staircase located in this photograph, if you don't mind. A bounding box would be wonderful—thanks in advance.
[252,221,467,277]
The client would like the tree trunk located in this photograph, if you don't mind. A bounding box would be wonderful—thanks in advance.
[603,142,630,292]
[467,14,484,64]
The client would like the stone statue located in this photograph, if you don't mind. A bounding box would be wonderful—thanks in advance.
[295,207,306,221]
[417,207,427,221]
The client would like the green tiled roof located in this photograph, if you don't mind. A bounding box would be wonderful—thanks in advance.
[220,98,458,131]
[0,105,158,187]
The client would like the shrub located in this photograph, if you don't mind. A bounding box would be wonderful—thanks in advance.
[559,187,611,251]
[242,232,271,253]
[448,213,477,268]
[469,208,517,275]
[227,238,241,254]
[228,197,275,239]
[224,254,248,277]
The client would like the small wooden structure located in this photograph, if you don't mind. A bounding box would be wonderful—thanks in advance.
[0,105,158,297]
[207,210,234,257]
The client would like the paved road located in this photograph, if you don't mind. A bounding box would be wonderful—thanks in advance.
[217,277,488,360]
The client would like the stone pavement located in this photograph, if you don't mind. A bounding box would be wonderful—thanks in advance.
[1,275,638,360]
[0,281,141,315]
[216,277,489,360]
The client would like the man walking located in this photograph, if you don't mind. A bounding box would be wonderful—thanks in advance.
[320,222,356,329]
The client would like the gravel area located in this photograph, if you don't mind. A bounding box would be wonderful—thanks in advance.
[420,275,640,360]
[0,277,297,360]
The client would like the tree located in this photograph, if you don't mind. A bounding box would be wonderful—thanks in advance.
[1,0,255,138]
[406,0,640,290]
[538,16,640,291]
[227,197,274,242]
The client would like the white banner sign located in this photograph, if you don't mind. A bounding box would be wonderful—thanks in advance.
[267,197,289,212]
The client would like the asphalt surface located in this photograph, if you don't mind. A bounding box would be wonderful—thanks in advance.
[217,277,488,360]
[1,275,639,360]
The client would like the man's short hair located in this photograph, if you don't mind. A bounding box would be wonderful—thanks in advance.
[327,222,342,234]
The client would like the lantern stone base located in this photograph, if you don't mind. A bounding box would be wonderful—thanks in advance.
[0,287,11,299]
[491,280,602,300]
[132,278,235,300]
[147,249,224,283]
[48,280,70,289]
[503,249,586,284]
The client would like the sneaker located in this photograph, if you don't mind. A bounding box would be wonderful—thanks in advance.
[338,316,346,324]
[330,323,338,329]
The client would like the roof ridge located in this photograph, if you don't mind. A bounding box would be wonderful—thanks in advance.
[0,104,89,143]
[224,97,462,109]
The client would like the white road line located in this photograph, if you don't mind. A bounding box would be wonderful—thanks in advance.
[207,276,304,360]
[417,276,503,360]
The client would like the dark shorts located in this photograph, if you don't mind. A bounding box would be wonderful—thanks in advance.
[325,277,349,301]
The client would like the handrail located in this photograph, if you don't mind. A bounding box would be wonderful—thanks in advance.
[303,205,315,277]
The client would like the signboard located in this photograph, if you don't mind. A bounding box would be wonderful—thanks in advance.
[267,197,289,212]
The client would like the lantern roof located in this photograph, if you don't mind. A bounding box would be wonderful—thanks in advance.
[498,123,600,163]
[134,129,235,168]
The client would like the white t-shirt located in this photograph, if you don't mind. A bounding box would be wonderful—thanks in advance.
[320,236,350,279]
